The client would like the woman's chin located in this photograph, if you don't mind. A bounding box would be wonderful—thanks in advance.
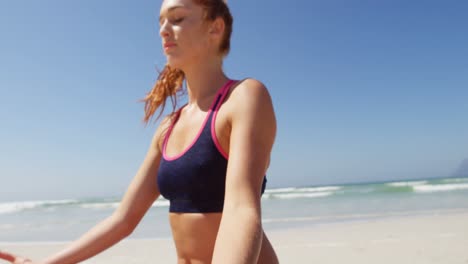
[166,58,184,70]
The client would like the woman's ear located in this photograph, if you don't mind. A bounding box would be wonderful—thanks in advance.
[209,17,225,36]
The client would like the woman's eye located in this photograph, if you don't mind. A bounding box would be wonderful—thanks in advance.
[172,17,184,24]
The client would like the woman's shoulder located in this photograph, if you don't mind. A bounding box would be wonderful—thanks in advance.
[223,78,275,131]
[228,77,273,109]
[231,77,269,95]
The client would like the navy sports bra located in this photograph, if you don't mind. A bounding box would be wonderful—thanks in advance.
[157,79,267,213]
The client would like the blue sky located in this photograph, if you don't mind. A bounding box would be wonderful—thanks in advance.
[1,0,467,201]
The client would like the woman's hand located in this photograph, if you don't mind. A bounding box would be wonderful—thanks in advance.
[0,250,34,263]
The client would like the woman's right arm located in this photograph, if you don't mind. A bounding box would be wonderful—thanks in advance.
[40,119,169,264]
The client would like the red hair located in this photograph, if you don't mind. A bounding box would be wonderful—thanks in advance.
[140,0,233,124]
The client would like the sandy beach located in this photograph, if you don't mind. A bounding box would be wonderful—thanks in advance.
[1,211,467,263]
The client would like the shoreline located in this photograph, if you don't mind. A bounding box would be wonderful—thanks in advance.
[0,207,468,246]
[1,211,467,263]
[1,207,468,245]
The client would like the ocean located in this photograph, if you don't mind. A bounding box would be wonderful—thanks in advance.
[1,176,468,243]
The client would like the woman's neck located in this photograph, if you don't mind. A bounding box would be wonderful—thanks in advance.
[182,59,229,109]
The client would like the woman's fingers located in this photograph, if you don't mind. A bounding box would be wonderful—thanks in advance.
[0,250,16,262]
[0,251,33,264]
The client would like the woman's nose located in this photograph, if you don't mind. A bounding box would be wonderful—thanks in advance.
[159,20,170,38]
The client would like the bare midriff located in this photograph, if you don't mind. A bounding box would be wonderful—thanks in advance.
[169,213,278,264]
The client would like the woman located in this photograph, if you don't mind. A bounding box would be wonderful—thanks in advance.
[3,0,278,263]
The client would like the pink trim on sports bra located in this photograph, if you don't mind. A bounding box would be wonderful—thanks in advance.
[162,80,234,161]
[211,81,235,160]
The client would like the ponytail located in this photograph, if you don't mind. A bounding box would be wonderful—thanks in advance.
[141,65,185,124]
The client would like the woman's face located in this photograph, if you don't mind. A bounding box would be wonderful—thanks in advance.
[159,0,216,69]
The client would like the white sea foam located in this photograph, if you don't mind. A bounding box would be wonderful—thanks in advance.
[264,187,297,193]
[386,181,427,187]
[0,199,78,215]
[151,200,170,207]
[441,178,468,183]
[413,183,468,193]
[80,202,120,209]
[0,203,26,214]
[274,192,333,199]
[296,186,342,192]
[79,199,170,210]
[265,186,341,194]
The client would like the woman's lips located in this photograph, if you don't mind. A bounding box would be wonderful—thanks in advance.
[164,43,176,50]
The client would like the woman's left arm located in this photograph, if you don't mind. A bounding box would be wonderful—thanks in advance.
[212,79,277,264]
